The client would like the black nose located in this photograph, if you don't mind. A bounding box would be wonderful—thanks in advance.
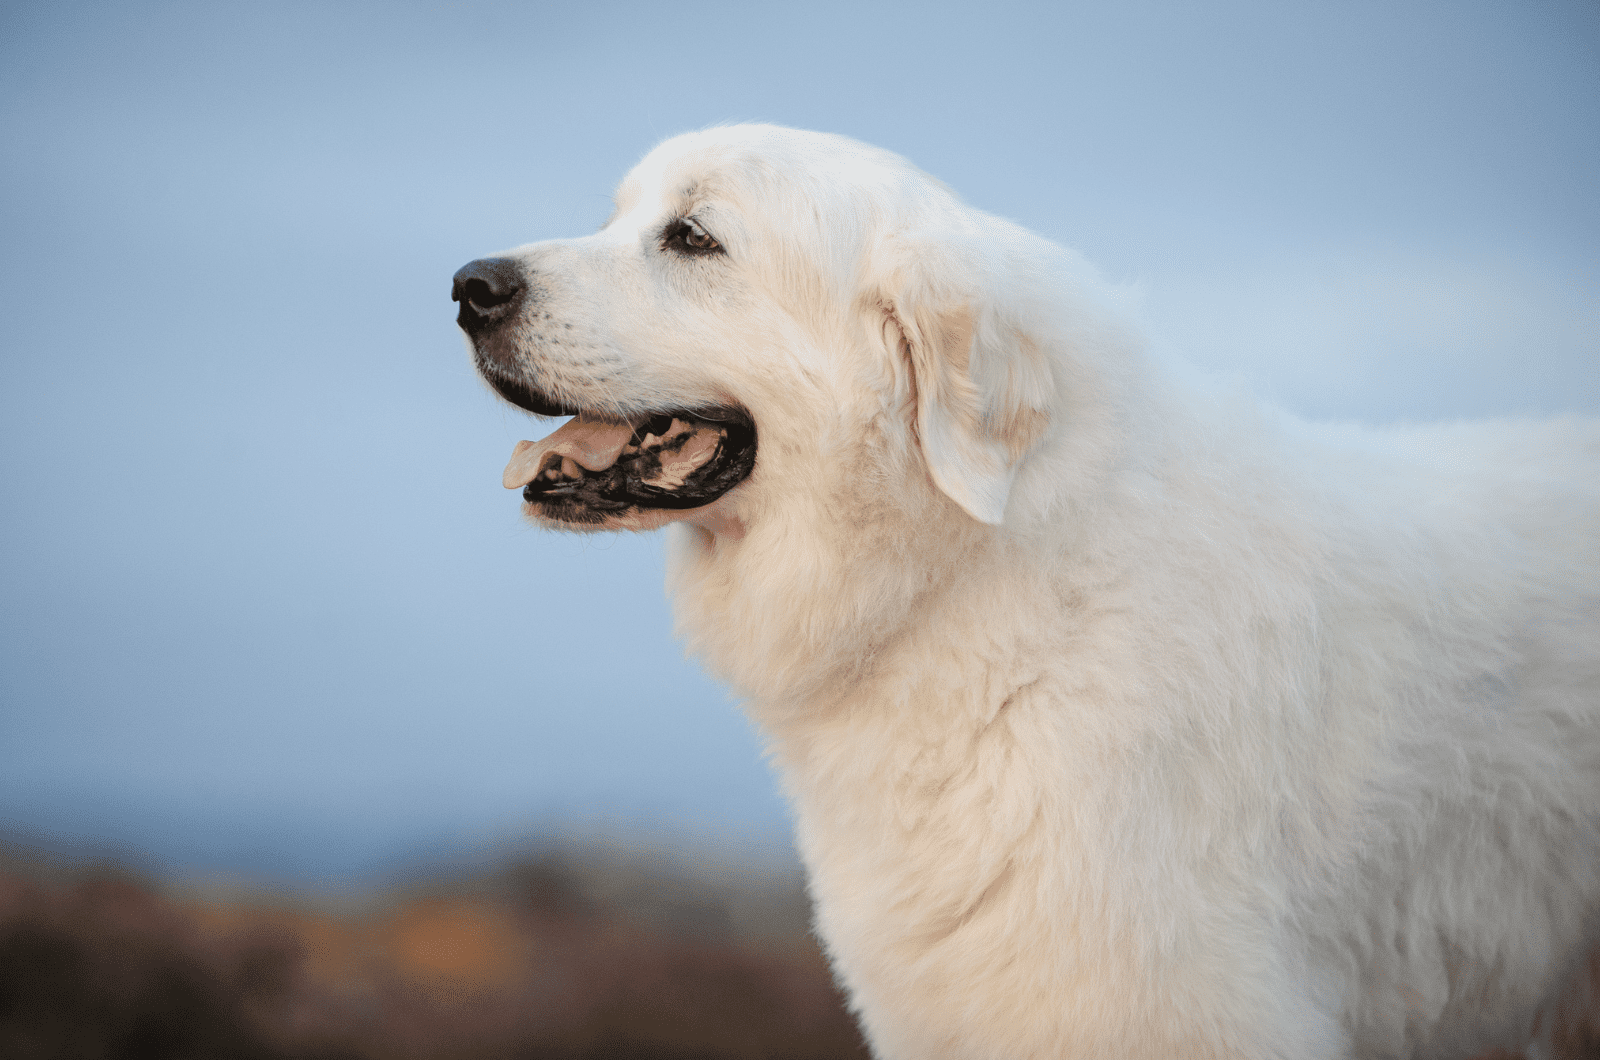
[451,257,525,335]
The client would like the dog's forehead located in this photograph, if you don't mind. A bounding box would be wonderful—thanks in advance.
[607,126,907,233]
[608,160,710,231]
[608,139,760,228]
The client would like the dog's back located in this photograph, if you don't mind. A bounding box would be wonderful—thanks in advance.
[1288,415,1600,1056]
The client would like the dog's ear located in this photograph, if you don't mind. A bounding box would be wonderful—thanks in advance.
[872,232,1053,525]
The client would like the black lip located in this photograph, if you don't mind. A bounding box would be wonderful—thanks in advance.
[523,406,758,518]
[477,360,579,417]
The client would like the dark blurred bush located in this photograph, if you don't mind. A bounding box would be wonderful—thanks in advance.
[0,871,297,1059]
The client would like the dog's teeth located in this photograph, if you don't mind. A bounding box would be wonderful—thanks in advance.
[642,422,725,489]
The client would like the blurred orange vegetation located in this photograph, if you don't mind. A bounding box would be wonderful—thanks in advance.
[187,895,531,1002]
[0,849,869,1060]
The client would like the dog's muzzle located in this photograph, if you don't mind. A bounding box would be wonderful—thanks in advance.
[451,255,758,524]
[452,256,577,417]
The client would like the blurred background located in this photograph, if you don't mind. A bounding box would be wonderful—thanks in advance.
[1,0,1597,1055]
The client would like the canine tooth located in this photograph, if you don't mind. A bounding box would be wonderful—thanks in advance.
[645,424,724,489]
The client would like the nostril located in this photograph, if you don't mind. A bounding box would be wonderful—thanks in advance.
[463,276,514,309]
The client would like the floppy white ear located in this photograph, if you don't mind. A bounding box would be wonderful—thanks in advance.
[875,234,1053,525]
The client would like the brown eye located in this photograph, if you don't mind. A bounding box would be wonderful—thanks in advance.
[663,218,723,256]
[686,225,717,250]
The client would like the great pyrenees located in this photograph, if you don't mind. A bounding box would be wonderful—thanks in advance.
[452,125,1600,1059]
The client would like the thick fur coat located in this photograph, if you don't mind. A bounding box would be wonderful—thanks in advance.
[455,125,1600,1059]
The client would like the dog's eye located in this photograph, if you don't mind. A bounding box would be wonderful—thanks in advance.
[662,218,723,256]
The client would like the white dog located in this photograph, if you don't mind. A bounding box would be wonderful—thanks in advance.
[452,125,1600,1059]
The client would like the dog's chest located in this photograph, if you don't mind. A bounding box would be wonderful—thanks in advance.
[771,658,1124,1011]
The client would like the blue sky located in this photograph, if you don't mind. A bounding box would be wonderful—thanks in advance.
[2,0,1596,883]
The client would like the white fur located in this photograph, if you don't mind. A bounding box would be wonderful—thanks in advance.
[487,125,1600,1058]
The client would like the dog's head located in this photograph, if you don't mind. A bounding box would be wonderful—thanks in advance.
[453,125,1066,536]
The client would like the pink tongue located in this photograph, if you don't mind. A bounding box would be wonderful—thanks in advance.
[503,415,635,489]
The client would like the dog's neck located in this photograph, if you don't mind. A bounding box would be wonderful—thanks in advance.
[665,494,984,711]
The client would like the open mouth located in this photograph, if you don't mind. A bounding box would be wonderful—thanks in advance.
[500,406,757,525]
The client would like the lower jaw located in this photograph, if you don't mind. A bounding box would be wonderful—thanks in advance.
[526,493,745,538]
